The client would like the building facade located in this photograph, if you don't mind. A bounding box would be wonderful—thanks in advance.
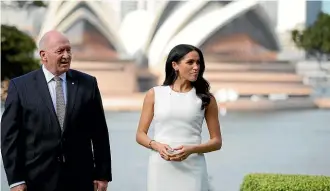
[2,0,329,68]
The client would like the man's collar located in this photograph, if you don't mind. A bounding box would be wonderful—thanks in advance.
[42,64,67,83]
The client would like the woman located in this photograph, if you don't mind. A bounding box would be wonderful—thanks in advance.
[136,44,222,191]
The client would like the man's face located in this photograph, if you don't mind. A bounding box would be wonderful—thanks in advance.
[40,36,72,75]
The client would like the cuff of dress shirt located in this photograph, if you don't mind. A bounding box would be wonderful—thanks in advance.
[10,181,26,188]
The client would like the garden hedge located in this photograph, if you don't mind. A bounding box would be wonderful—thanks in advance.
[240,173,330,191]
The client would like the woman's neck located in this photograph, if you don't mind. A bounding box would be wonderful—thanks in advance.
[171,79,192,93]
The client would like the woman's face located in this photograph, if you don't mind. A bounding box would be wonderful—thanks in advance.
[172,50,200,82]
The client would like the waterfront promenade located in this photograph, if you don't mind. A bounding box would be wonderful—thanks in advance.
[100,94,330,111]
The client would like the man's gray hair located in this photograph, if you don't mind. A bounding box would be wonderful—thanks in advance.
[38,30,66,51]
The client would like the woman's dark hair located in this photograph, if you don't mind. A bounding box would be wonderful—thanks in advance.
[162,44,212,110]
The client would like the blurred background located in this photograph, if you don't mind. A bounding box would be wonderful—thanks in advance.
[1,0,330,191]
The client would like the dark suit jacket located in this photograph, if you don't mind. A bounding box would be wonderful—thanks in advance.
[1,68,112,191]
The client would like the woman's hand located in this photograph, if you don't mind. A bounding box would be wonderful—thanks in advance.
[169,145,194,161]
[151,141,173,161]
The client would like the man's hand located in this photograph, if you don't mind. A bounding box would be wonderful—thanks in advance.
[10,184,27,191]
[94,180,108,191]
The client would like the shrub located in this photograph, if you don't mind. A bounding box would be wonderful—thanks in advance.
[240,173,330,191]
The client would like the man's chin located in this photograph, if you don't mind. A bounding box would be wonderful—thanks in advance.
[59,66,70,73]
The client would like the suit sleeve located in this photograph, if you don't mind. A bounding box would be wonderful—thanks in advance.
[1,80,26,185]
[90,77,112,182]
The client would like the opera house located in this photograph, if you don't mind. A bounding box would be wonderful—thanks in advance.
[3,0,330,110]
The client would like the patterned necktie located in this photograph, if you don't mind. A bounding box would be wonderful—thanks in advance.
[54,76,66,131]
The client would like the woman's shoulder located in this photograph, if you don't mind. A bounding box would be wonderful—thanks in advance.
[144,85,169,97]
[152,85,169,92]
[143,85,169,104]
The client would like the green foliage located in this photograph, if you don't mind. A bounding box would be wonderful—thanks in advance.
[292,12,330,61]
[240,173,330,191]
[25,1,47,8]
[1,25,40,81]
[1,1,47,9]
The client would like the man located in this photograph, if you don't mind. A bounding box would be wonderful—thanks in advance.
[1,30,112,191]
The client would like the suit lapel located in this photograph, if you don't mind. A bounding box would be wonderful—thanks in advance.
[35,69,61,132]
[63,70,78,132]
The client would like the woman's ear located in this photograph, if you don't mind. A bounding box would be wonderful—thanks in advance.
[172,61,178,71]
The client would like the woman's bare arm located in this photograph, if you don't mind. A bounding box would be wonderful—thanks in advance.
[136,88,155,149]
[190,95,222,154]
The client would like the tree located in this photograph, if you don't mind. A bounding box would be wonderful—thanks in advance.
[1,1,47,9]
[291,12,330,72]
[1,25,40,81]
[291,12,330,96]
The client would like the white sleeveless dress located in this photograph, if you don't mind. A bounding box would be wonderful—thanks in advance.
[147,85,209,191]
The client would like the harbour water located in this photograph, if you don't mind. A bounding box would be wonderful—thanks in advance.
[1,109,330,191]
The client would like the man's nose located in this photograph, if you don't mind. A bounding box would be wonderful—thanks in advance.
[62,51,70,58]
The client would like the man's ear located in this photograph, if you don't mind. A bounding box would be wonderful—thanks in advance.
[40,50,47,62]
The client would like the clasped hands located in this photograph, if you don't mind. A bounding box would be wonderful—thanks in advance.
[152,142,194,161]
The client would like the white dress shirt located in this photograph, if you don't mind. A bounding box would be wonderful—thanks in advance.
[42,64,67,107]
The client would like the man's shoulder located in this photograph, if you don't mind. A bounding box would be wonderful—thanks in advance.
[10,69,39,85]
[69,69,95,81]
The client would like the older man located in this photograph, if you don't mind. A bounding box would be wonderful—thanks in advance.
[1,30,112,191]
